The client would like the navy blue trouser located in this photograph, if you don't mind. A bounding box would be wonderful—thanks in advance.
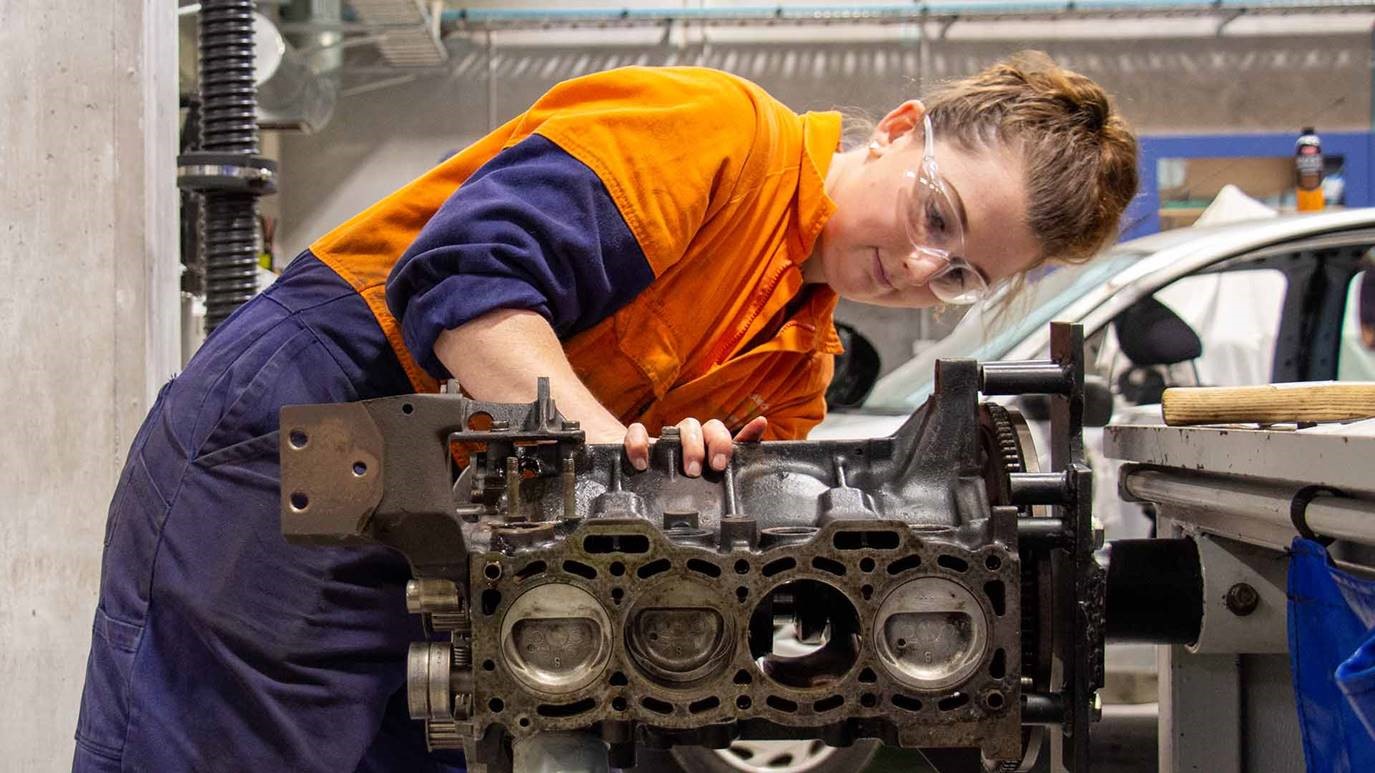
[73,255,465,772]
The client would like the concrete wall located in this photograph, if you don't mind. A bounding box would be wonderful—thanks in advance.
[0,2,179,768]
[278,20,1373,375]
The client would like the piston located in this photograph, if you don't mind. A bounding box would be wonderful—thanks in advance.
[499,584,612,695]
[873,576,991,692]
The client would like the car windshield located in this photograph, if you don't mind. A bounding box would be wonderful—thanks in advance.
[861,248,1148,412]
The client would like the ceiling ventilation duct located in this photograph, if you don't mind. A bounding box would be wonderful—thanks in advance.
[254,12,337,133]
[347,0,448,67]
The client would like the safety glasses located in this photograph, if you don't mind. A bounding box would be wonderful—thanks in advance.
[896,115,992,305]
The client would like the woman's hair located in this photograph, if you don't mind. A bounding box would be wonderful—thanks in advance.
[924,50,1139,268]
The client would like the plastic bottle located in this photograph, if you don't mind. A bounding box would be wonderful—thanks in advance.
[1296,127,1325,212]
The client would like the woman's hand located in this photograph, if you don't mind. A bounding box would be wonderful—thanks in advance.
[434,312,768,476]
[623,416,768,475]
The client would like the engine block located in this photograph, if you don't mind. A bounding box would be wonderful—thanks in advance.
[280,322,1104,771]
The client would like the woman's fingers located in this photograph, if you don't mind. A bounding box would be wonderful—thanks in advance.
[624,422,651,471]
[678,417,705,477]
[733,416,768,443]
[625,416,768,476]
[703,419,735,471]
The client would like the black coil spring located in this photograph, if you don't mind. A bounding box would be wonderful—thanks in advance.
[202,193,260,329]
[198,0,258,154]
[196,0,261,331]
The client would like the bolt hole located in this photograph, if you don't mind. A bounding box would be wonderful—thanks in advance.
[610,561,625,576]
[467,411,493,431]
[401,403,415,415]
[861,693,878,708]
[612,697,627,712]
[518,716,530,728]
[289,492,309,511]
[736,696,752,710]
[352,461,367,476]
[985,691,1005,710]
[488,698,504,713]
[859,557,875,572]
[484,563,502,580]
[288,430,308,449]
[734,559,750,574]
[482,659,495,671]
[985,554,1002,571]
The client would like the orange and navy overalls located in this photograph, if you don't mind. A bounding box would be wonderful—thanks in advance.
[74,67,843,771]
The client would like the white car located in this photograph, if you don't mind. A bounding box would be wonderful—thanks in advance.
[818,209,1375,541]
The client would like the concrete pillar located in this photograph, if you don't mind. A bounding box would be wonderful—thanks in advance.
[0,2,179,768]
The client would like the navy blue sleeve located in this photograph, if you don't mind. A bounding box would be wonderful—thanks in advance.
[385,134,655,381]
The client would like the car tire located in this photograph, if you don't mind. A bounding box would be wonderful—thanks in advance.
[668,739,880,773]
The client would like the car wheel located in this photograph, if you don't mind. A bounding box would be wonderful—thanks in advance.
[670,739,880,773]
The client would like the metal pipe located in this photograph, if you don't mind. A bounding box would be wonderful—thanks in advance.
[1123,468,1375,550]
[981,361,1070,396]
[1009,472,1073,505]
[1021,692,1066,725]
[1017,517,1068,544]
[439,1,1375,31]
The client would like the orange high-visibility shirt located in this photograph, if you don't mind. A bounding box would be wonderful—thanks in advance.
[310,66,844,439]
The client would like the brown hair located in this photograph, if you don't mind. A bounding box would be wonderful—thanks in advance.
[924,50,1139,268]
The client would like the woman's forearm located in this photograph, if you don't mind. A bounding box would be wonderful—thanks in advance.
[433,308,628,442]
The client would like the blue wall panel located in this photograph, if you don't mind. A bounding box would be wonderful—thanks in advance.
[1123,131,1373,241]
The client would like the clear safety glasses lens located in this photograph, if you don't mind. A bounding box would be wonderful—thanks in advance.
[925,256,990,306]
[895,116,985,304]
[898,115,966,259]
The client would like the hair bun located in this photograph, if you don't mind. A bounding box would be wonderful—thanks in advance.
[921,50,1139,265]
[1003,51,1110,134]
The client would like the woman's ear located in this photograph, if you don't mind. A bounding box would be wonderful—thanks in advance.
[871,99,925,150]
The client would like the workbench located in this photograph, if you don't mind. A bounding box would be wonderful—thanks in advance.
[1103,419,1375,773]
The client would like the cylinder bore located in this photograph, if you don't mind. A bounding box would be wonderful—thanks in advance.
[873,576,990,692]
[626,580,734,687]
[499,584,611,695]
[748,579,861,689]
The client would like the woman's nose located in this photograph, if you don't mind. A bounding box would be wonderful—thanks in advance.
[899,251,950,286]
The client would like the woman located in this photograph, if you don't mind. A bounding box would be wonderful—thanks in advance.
[74,51,1136,771]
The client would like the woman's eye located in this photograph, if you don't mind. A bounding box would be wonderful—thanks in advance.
[925,202,948,239]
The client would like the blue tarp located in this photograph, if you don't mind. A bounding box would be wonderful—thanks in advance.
[1288,538,1375,772]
